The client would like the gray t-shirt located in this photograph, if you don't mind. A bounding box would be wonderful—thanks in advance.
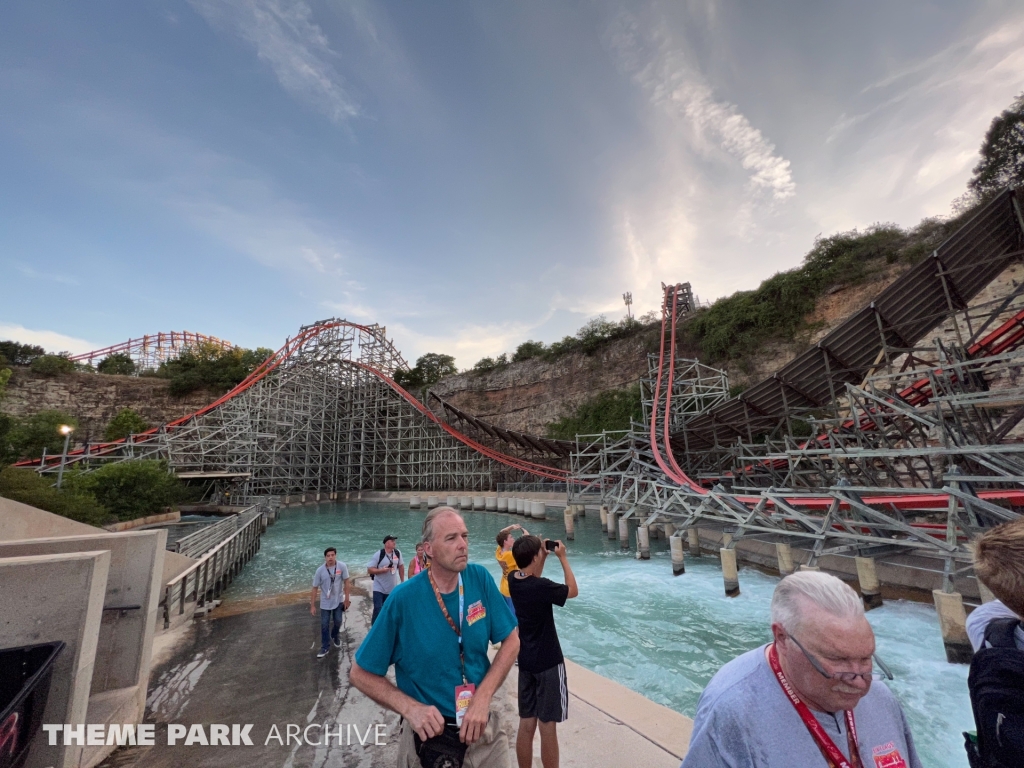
[966,599,1024,651]
[312,562,350,610]
[681,645,923,768]
[367,548,403,594]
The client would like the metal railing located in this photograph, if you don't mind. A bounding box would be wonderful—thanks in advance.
[173,514,246,558]
[162,505,264,628]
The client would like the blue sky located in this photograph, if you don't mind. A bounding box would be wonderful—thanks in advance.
[2,1,1023,368]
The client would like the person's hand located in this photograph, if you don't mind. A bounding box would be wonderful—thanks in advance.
[343,597,351,610]
[459,691,492,744]
[512,524,522,531]
[553,540,567,557]
[310,604,317,617]
[405,701,445,741]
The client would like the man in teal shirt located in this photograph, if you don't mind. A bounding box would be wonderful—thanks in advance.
[352,507,519,767]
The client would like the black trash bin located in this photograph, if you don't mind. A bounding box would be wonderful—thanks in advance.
[0,641,65,768]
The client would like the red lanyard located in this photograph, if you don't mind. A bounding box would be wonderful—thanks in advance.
[768,643,863,768]
[429,570,467,684]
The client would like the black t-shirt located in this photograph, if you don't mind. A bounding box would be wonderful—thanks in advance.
[508,573,569,673]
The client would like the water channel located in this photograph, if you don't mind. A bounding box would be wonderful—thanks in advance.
[230,502,972,768]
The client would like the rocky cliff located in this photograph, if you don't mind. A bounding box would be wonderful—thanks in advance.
[0,368,214,444]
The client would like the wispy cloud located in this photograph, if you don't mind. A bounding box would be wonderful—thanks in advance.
[609,13,795,201]
[12,263,79,285]
[189,0,359,123]
[0,323,97,355]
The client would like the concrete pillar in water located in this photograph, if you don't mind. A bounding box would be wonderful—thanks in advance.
[427,496,439,509]
[721,531,733,549]
[855,557,883,610]
[670,535,685,575]
[618,516,630,549]
[446,495,458,508]
[606,510,617,539]
[472,496,484,510]
[460,496,472,510]
[721,548,740,597]
[485,497,497,511]
[638,525,650,559]
[514,498,523,514]
[979,582,997,604]
[687,528,701,557]
[933,590,973,664]
[775,543,795,576]
[496,497,508,512]
[532,501,547,519]
[575,504,586,517]
[664,522,676,539]
[316,492,322,502]
[409,496,421,509]
[599,505,608,527]
[564,508,575,540]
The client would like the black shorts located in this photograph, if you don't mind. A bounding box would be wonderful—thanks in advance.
[518,662,568,723]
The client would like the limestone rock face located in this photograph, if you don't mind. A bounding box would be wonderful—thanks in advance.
[0,368,214,443]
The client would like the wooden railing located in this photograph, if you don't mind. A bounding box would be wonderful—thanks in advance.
[161,506,264,628]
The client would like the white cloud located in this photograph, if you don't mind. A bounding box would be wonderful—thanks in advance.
[609,14,795,201]
[0,324,97,355]
[189,0,359,123]
[13,263,79,285]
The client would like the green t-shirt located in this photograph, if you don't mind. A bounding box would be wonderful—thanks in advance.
[355,563,517,718]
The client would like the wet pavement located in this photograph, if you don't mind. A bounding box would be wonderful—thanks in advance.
[99,588,400,768]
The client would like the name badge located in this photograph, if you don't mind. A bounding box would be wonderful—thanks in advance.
[466,601,486,625]
[454,683,475,727]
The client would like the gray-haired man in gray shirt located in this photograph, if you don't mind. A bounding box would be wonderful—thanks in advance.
[681,571,922,768]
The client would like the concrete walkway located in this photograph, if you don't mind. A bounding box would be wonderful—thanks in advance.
[100,580,691,767]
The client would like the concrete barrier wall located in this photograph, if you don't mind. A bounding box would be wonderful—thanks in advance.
[0,550,110,768]
[0,496,101,540]
[0,530,166,696]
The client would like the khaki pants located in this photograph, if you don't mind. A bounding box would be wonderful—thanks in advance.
[397,713,510,768]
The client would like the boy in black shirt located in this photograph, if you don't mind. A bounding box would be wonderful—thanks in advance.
[509,535,578,768]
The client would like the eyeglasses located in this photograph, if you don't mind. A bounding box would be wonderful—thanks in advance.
[786,633,894,682]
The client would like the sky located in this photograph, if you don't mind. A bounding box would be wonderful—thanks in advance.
[1,1,1023,369]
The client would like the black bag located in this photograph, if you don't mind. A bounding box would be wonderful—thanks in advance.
[968,617,1024,767]
[413,721,467,768]
[369,547,400,581]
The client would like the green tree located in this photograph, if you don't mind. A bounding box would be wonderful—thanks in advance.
[0,341,45,366]
[0,466,108,526]
[104,408,150,441]
[968,91,1024,200]
[7,411,78,461]
[512,340,547,362]
[64,460,191,522]
[97,353,136,376]
[394,353,458,390]
[30,353,75,377]
[157,343,274,397]
[546,385,643,440]
[0,366,10,401]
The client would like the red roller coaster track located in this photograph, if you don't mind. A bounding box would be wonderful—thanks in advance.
[21,321,569,482]
[649,283,1024,512]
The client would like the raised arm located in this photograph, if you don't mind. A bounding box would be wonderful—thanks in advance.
[554,542,578,598]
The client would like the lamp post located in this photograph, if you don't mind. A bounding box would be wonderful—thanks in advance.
[56,424,74,489]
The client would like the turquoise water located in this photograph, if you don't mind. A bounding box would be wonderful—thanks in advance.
[231,503,972,768]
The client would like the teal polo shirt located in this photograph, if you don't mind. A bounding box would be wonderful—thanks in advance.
[355,563,517,718]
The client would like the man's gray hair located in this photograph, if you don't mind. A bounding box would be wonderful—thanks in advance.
[770,571,864,634]
[422,507,462,543]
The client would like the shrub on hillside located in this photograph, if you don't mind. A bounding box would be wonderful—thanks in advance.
[546,384,643,441]
[394,353,459,390]
[30,353,75,377]
[64,460,195,522]
[97,353,136,376]
[104,408,150,442]
[512,341,547,362]
[156,342,274,397]
[0,466,109,526]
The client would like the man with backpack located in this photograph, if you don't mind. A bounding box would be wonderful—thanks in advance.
[965,517,1024,767]
[367,534,405,625]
